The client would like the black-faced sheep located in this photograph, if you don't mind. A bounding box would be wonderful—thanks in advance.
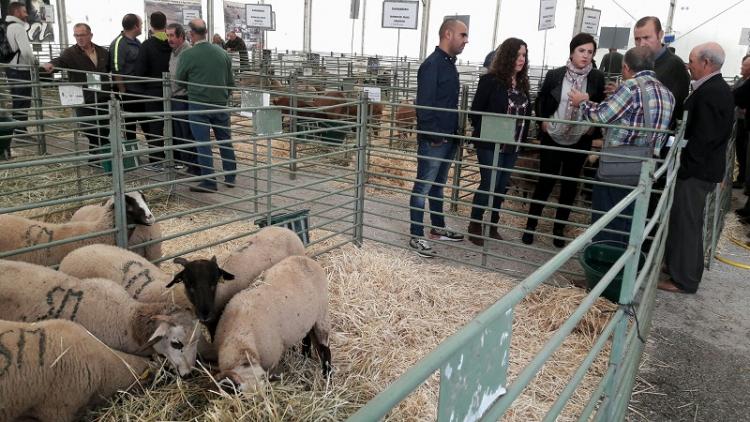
[0,260,200,376]
[0,319,152,422]
[166,226,304,339]
[214,255,331,392]
[0,191,159,266]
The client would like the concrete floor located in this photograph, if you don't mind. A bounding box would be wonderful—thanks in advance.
[629,192,750,422]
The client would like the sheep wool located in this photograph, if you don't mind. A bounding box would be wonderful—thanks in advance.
[215,255,330,391]
[0,260,200,376]
[0,319,150,422]
[59,244,183,305]
[217,226,305,308]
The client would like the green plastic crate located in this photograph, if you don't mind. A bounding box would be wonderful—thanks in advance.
[101,141,139,173]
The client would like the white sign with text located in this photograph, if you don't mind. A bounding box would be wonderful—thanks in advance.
[538,0,557,31]
[581,8,601,35]
[59,85,84,106]
[740,28,750,46]
[246,4,274,29]
[382,1,419,30]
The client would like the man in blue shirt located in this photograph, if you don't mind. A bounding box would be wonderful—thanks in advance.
[408,19,468,258]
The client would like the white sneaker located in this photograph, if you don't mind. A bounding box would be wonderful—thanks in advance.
[409,237,435,258]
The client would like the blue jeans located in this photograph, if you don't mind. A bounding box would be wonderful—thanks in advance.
[470,146,518,222]
[409,139,458,237]
[188,103,235,187]
[172,98,196,169]
[591,184,634,244]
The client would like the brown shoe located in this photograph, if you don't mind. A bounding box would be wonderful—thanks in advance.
[657,279,688,293]
[467,221,483,246]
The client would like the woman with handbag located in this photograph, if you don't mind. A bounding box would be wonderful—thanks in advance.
[521,33,605,247]
[467,38,532,246]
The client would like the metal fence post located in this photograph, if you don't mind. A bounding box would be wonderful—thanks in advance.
[354,93,369,245]
[109,100,129,248]
[602,159,654,421]
[450,85,470,212]
[30,65,46,155]
[162,72,175,188]
[289,73,299,180]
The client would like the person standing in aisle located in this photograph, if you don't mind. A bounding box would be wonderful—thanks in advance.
[467,37,531,246]
[408,18,468,258]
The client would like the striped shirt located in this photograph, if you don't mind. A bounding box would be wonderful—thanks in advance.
[579,70,675,147]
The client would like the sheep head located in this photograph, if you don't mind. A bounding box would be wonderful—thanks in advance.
[124,191,155,225]
[147,311,201,377]
[167,256,235,324]
[216,363,267,393]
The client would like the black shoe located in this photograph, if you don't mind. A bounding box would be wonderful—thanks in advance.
[521,232,534,245]
[736,208,750,218]
[189,184,218,193]
[224,179,236,188]
[732,180,744,189]
[553,227,566,248]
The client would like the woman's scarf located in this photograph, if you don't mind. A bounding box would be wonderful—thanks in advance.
[563,59,593,123]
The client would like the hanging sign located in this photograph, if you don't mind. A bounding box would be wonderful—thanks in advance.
[538,0,557,31]
[246,4,274,30]
[382,1,419,30]
[59,85,84,106]
[581,8,601,35]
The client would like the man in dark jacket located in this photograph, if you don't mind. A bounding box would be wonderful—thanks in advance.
[110,14,143,144]
[661,42,734,294]
[599,48,623,77]
[634,16,690,128]
[42,23,110,152]
[225,31,249,70]
[134,11,172,169]
[408,19,468,257]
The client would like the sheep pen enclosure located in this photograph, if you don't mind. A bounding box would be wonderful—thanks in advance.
[87,241,616,422]
[0,73,681,420]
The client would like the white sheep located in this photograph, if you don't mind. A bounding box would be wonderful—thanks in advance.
[0,260,200,376]
[0,318,151,422]
[59,244,182,305]
[0,192,159,266]
[167,226,304,339]
[214,255,331,392]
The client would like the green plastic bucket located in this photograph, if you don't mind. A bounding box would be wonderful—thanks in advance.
[579,241,646,303]
[254,209,310,245]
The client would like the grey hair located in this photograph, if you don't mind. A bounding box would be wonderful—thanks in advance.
[696,43,725,69]
[624,46,655,73]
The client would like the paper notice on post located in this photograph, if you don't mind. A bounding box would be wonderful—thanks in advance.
[86,73,102,91]
[362,87,381,102]
[59,85,84,105]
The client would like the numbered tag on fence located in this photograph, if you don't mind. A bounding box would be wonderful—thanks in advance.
[362,87,381,102]
[86,73,102,91]
[59,85,84,105]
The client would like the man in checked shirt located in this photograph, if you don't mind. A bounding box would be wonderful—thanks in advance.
[568,46,675,244]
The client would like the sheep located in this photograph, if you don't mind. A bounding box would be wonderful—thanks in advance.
[0,191,159,266]
[0,259,200,376]
[59,244,179,304]
[0,318,151,422]
[71,191,162,261]
[166,226,305,339]
[215,255,331,392]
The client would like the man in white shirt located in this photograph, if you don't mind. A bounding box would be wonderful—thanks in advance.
[4,2,35,141]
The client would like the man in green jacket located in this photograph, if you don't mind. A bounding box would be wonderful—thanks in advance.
[175,18,235,193]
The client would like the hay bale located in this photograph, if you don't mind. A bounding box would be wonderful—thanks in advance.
[88,240,614,421]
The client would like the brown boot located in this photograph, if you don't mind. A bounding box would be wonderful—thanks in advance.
[467,221,484,246]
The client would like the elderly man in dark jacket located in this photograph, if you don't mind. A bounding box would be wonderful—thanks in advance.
[42,23,110,152]
[661,42,734,294]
